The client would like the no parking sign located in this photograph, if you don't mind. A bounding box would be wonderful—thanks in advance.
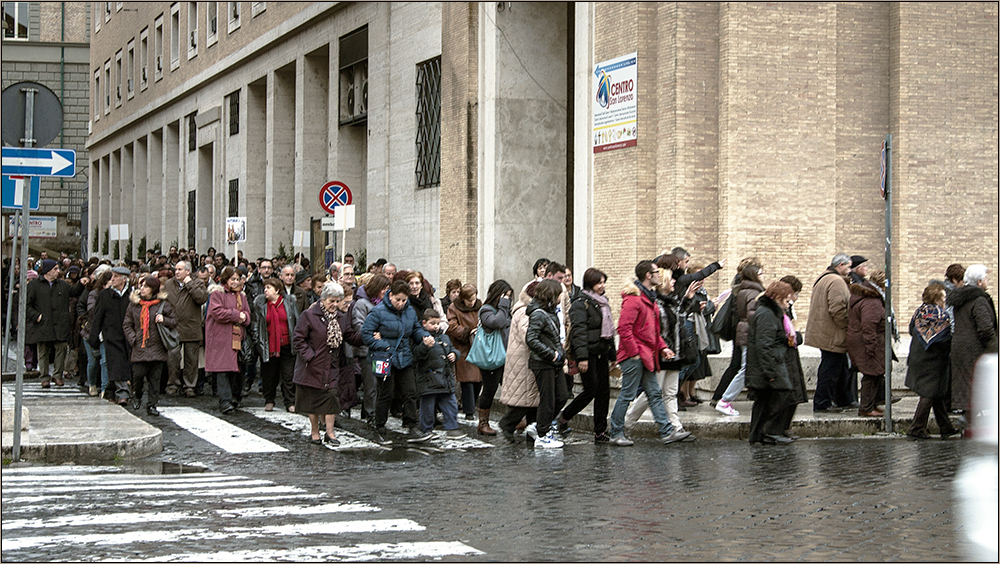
[319,181,352,214]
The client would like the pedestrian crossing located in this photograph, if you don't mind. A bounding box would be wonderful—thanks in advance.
[0,465,483,562]
[4,380,90,399]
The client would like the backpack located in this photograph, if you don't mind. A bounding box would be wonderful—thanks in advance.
[711,291,738,342]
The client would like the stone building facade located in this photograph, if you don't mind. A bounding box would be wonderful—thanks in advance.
[1,1,91,256]
[87,2,997,328]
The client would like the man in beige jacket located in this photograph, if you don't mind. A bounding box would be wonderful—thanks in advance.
[805,253,852,412]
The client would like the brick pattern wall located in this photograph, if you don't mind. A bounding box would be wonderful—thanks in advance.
[891,2,999,321]
[439,2,479,286]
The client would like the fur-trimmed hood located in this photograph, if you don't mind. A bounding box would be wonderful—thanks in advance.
[849,281,883,301]
[947,284,990,310]
[129,288,168,304]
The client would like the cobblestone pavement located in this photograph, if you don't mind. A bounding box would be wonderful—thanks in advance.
[2,389,985,561]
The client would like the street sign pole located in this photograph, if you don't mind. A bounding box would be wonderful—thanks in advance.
[883,134,894,434]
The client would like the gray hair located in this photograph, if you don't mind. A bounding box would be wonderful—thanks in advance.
[830,253,851,268]
[320,281,345,300]
[93,264,112,278]
[964,264,988,286]
[176,260,192,273]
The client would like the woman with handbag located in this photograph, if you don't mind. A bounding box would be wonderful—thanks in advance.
[292,281,363,446]
[472,279,513,435]
[205,266,251,415]
[557,268,616,442]
[716,263,767,416]
[122,276,177,416]
[250,278,299,412]
[446,283,483,421]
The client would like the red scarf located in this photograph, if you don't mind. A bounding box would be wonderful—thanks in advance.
[139,298,161,348]
[266,296,289,357]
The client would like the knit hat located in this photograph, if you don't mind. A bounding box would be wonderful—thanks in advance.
[26,270,38,281]
[850,255,868,269]
[37,259,59,277]
[295,269,312,285]
[67,265,81,276]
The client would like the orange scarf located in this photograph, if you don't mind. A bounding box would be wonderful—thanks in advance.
[139,299,161,348]
[231,291,244,350]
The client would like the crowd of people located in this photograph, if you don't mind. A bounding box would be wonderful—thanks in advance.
[1,244,995,448]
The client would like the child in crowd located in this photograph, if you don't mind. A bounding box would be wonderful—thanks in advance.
[412,309,466,439]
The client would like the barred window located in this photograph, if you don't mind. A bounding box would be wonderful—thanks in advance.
[228,90,240,135]
[415,56,441,189]
[187,190,196,248]
[228,179,239,217]
[187,112,197,151]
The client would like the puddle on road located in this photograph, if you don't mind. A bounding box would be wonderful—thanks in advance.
[126,460,210,474]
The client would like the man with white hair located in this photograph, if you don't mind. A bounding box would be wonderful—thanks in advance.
[805,253,853,412]
[163,261,208,397]
[947,264,998,418]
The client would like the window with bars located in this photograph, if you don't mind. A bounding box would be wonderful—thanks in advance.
[187,190,196,248]
[228,90,240,135]
[415,56,441,189]
[228,179,239,217]
[187,112,197,151]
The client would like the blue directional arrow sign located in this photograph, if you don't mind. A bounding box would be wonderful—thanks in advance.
[1,147,76,177]
[1,175,41,210]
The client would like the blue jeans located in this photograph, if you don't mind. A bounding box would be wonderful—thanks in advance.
[98,342,110,393]
[420,392,458,433]
[610,357,673,437]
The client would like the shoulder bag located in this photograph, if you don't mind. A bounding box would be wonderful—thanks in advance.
[466,322,506,371]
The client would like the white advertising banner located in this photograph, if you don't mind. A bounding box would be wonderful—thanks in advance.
[593,52,638,153]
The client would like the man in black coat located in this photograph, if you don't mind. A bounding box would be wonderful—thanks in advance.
[88,266,133,404]
[26,260,76,388]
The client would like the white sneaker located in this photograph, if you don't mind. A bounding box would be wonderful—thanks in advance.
[661,428,692,444]
[715,400,739,416]
[525,422,539,441]
[534,432,564,449]
[610,434,634,446]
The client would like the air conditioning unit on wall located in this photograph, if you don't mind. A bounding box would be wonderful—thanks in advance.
[346,64,368,118]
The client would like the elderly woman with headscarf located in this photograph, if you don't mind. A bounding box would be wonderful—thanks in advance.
[947,264,998,421]
[905,283,960,439]
[293,281,363,446]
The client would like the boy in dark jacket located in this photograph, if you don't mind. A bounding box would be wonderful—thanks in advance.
[412,309,466,439]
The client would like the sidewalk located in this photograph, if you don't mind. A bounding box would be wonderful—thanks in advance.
[2,378,162,463]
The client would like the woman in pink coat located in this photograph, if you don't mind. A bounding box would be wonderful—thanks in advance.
[205,266,251,414]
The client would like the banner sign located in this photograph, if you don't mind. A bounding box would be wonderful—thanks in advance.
[593,52,638,153]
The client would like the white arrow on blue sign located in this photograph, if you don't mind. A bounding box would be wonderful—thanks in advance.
[1,175,41,210]
[1,147,76,177]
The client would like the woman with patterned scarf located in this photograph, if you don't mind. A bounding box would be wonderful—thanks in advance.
[123,276,177,416]
[905,283,961,439]
[293,281,363,446]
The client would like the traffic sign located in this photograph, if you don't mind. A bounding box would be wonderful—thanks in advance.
[319,181,352,214]
[1,176,40,210]
[2,147,76,177]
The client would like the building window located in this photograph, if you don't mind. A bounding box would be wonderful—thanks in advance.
[228,90,240,136]
[94,3,101,33]
[227,1,240,34]
[126,40,135,97]
[228,179,239,217]
[187,190,197,248]
[104,2,112,22]
[94,70,101,120]
[338,26,368,126]
[251,2,265,18]
[103,60,112,115]
[207,2,218,46]
[139,28,149,89]
[415,56,441,189]
[114,51,123,107]
[188,112,197,151]
[154,15,164,81]
[170,3,180,70]
[3,2,29,40]
[187,2,198,59]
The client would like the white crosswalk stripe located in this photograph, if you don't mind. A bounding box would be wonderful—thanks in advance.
[1,466,483,561]
[4,381,89,398]
[157,406,288,453]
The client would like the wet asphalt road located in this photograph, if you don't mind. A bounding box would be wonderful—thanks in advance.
[3,390,985,562]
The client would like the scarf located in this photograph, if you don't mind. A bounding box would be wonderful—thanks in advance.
[583,289,614,339]
[139,298,161,348]
[231,290,244,350]
[782,313,797,348]
[322,304,343,353]
[911,303,951,350]
[266,296,289,358]
[409,291,433,317]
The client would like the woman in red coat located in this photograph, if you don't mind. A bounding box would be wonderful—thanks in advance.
[205,266,251,415]
[846,268,887,417]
